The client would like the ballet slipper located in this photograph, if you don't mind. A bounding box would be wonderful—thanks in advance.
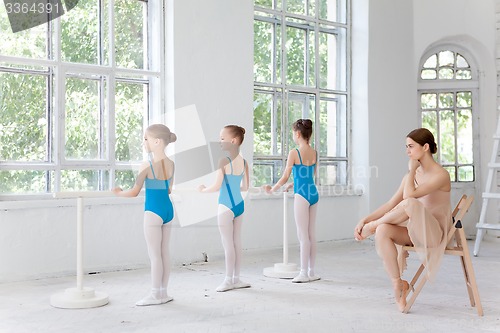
[135,289,161,306]
[232,280,251,289]
[216,279,234,292]
[392,278,410,312]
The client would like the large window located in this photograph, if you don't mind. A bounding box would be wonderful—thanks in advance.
[419,50,476,183]
[253,0,350,187]
[0,0,164,197]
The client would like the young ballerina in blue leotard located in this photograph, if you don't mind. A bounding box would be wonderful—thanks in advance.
[264,119,320,283]
[112,124,177,306]
[198,125,250,292]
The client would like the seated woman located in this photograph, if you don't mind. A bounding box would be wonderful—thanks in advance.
[354,128,451,312]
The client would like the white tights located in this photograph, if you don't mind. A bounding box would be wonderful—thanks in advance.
[217,205,243,281]
[143,211,172,295]
[294,194,318,275]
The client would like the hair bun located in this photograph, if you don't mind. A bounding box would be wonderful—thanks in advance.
[170,133,177,143]
[303,119,313,129]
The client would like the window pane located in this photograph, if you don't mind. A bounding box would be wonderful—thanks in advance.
[319,0,347,24]
[421,111,437,133]
[309,0,316,17]
[286,26,306,86]
[62,0,99,64]
[438,68,453,79]
[420,93,437,109]
[318,161,346,186]
[308,30,316,86]
[115,81,146,162]
[65,77,105,160]
[115,169,137,189]
[456,69,471,80]
[287,0,306,15]
[438,51,454,67]
[423,54,437,68]
[439,110,455,164]
[444,166,456,182]
[319,30,340,90]
[438,93,453,108]
[0,170,49,194]
[456,54,469,68]
[254,92,274,155]
[115,0,146,69]
[288,93,315,149]
[0,72,48,162]
[421,70,436,80]
[456,91,472,107]
[255,0,273,8]
[457,109,473,164]
[0,6,47,59]
[319,95,346,157]
[60,170,109,191]
[254,20,274,83]
[276,23,282,84]
[253,161,283,186]
[458,165,474,182]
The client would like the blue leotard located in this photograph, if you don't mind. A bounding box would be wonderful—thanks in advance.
[292,148,319,206]
[218,157,246,218]
[144,160,174,224]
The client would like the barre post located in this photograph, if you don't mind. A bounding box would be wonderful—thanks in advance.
[263,190,299,279]
[50,192,111,309]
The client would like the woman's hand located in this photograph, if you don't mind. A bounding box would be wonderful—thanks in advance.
[408,159,420,172]
[262,184,272,194]
[198,185,206,193]
[354,220,366,241]
[111,187,123,196]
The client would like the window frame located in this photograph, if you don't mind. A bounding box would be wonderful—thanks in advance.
[417,46,479,185]
[253,0,351,189]
[0,0,166,199]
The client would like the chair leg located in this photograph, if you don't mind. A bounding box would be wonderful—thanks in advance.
[403,269,428,314]
[409,264,425,289]
[458,230,484,316]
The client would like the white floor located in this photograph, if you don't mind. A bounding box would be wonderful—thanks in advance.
[1,239,499,333]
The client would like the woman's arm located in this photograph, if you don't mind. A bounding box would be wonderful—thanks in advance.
[168,162,175,194]
[403,163,449,199]
[354,175,405,238]
[198,159,226,193]
[241,160,250,191]
[112,162,149,197]
[267,150,296,193]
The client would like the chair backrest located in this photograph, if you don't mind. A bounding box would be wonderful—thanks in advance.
[447,194,474,243]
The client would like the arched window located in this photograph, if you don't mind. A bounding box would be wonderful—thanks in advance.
[418,49,477,183]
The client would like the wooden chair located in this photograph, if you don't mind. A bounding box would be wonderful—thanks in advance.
[401,194,483,315]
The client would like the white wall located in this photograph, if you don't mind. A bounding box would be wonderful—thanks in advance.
[0,0,497,282]
[363,0,417,212]
[413,0,497,235]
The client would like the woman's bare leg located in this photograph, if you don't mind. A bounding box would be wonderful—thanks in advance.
[375,224,412,311]
[360,201,410,239]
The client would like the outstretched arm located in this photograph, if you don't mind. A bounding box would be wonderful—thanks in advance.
[198,160,225,193]
[265,149,296,193]
[112,162,149,197]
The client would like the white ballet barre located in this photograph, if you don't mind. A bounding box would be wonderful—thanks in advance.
[50,191,113,309]
[171,186,262,193]
[263,190,299,279]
